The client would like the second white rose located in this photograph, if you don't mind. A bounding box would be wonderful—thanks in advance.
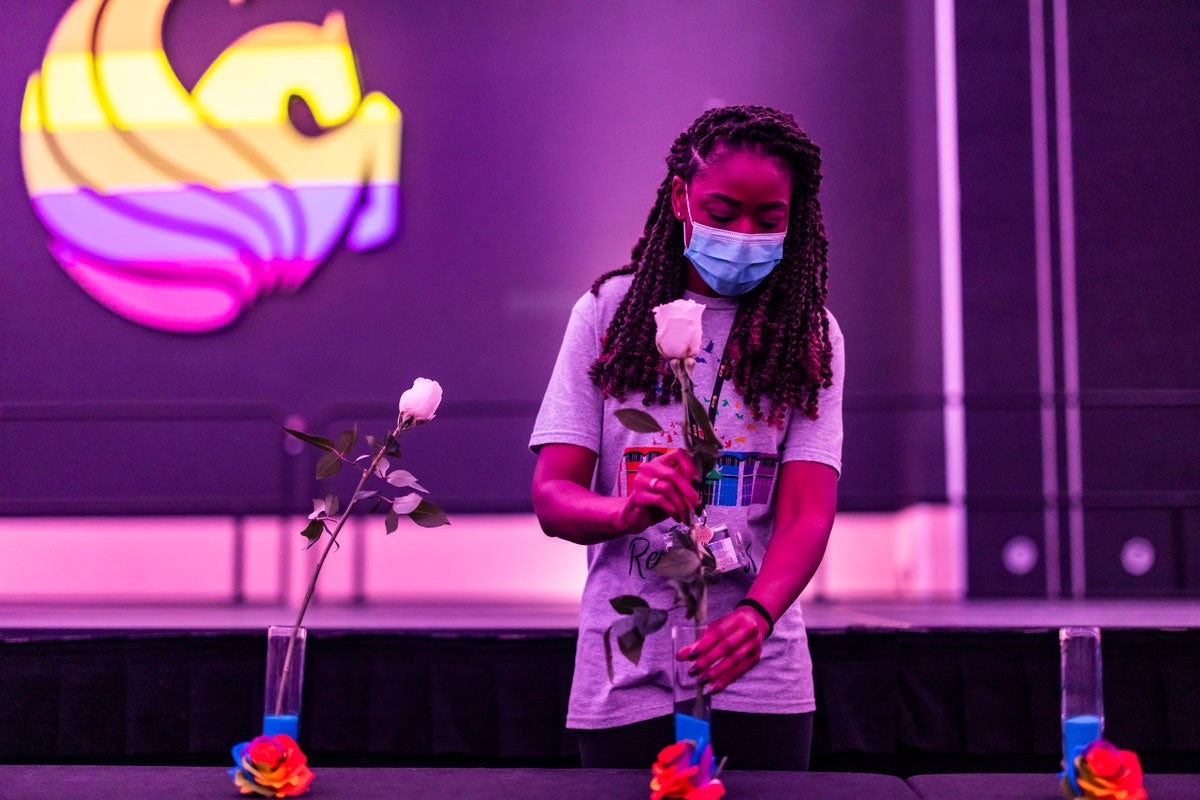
[398,377,443,422]
[652,299,705,360]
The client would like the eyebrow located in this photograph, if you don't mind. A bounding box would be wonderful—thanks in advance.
[703,192,788,211]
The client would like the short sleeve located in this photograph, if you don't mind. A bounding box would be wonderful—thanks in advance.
[529,292,606,455]
[780,310,845,475]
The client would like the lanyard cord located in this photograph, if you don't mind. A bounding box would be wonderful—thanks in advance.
[706,344,733,424]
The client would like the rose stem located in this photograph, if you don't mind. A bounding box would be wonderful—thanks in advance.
[273,419,406,717]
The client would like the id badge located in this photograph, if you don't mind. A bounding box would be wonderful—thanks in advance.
[706,525,749,573]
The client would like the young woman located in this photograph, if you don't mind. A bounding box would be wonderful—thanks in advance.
[530,105,843,770]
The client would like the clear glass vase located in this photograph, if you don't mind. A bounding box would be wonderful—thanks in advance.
[1060,626,1103,767]
[671,623,712,766]
[263,625,306,740]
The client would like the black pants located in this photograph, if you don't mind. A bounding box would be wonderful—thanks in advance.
[574,710,813,770]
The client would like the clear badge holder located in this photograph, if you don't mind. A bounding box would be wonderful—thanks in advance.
[660,523,749,573]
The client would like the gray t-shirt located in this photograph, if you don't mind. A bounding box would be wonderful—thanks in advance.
[530,274,844,729]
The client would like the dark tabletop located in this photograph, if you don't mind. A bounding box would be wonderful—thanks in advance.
[907,772,1192,799]
[0,766,919,800]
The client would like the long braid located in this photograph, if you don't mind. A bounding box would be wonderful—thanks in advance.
[590,105,832,422]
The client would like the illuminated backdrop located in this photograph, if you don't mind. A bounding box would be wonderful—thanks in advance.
[21,0,400,332]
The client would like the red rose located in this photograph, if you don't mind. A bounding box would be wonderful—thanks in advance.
[1067,740,1147,800]
[231,734,315,797]
[650,740,725,800]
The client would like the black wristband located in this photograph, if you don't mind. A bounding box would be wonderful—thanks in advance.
[735,598,774,638]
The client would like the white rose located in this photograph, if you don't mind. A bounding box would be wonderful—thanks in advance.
[398,378,442,422]
[652,299,705,360]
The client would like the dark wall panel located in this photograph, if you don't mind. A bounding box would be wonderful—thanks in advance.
[0,0,943,515]
[1069,1,1200,596]
[957,0,1200,596]
[1070,1,1200,392]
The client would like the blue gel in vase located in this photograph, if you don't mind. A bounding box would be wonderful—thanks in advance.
[1062,714,1102,791]
[674,712,711,766]
[263,714,299,740]
[1064,714,1101,758]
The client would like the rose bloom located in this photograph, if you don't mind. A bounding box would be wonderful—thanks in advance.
[398,377,442,422]
[650,740,725,800]
[231,734,315,798]
[652,299,705,360]
[1067,740,1147,800]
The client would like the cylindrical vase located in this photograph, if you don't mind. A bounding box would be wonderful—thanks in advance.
[263,625,306,740]
[1060,626,1103,765]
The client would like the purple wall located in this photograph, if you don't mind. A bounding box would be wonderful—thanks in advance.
[0,0,942,514]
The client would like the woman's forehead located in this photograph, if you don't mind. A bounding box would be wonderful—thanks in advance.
[695,143,788,178]
[692,146,792,197]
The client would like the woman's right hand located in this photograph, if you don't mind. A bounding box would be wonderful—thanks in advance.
[615,448,702,534]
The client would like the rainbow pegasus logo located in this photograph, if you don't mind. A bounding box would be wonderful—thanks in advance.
[20,0,401,333]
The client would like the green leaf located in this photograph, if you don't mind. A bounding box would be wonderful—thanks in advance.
[283,428,337,452]
[383,432,401,458]
[669,526,699,554]
[386,469,427,492]
[385,509,400,534]
[613,615,645,665]
[609,595,649,615]
[653,547,702,580]
[685,392,721,449]
[408,500,450,528]
[336,425,358,454]
[300,518,324,548]
[391,494,421,515]
[308,498,326,520]
[670,577,707,621]
[354,490,379,502]
[692,580,708,622]
[631,606,668,636]
[690,440,720,477]
[604,627,616,683]
[316,451,342,479]
[324,491,339,517]
[614,408,663,434]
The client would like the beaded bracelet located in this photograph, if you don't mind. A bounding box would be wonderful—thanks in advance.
[735,598,774,638]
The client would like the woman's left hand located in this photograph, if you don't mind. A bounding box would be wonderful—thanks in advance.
[675,606,770,693]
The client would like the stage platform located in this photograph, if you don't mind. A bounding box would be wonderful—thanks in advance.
[3,597,1198,632]
[2,600,1198,776]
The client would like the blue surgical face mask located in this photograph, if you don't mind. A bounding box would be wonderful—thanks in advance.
[683,191,787,296]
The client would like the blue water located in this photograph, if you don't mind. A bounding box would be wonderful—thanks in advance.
[674,712,711,766]
[262,714,299,739]
[1064,713,1102,757]
[1061,714,1103,793]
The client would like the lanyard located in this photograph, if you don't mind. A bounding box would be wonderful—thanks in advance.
[706,344,733,424]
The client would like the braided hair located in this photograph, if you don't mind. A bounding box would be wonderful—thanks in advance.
[587,105,833,425]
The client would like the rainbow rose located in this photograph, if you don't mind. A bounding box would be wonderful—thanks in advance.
[1062,740,1147,800]
[230,734,315,797]
[650,740,725,800]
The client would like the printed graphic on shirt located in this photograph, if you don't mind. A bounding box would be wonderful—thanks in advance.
[621,447,778,507]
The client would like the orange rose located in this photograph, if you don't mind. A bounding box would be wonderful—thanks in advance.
[1063,740,1146,800]
[230,734,315,797]
[650,740,725,800]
